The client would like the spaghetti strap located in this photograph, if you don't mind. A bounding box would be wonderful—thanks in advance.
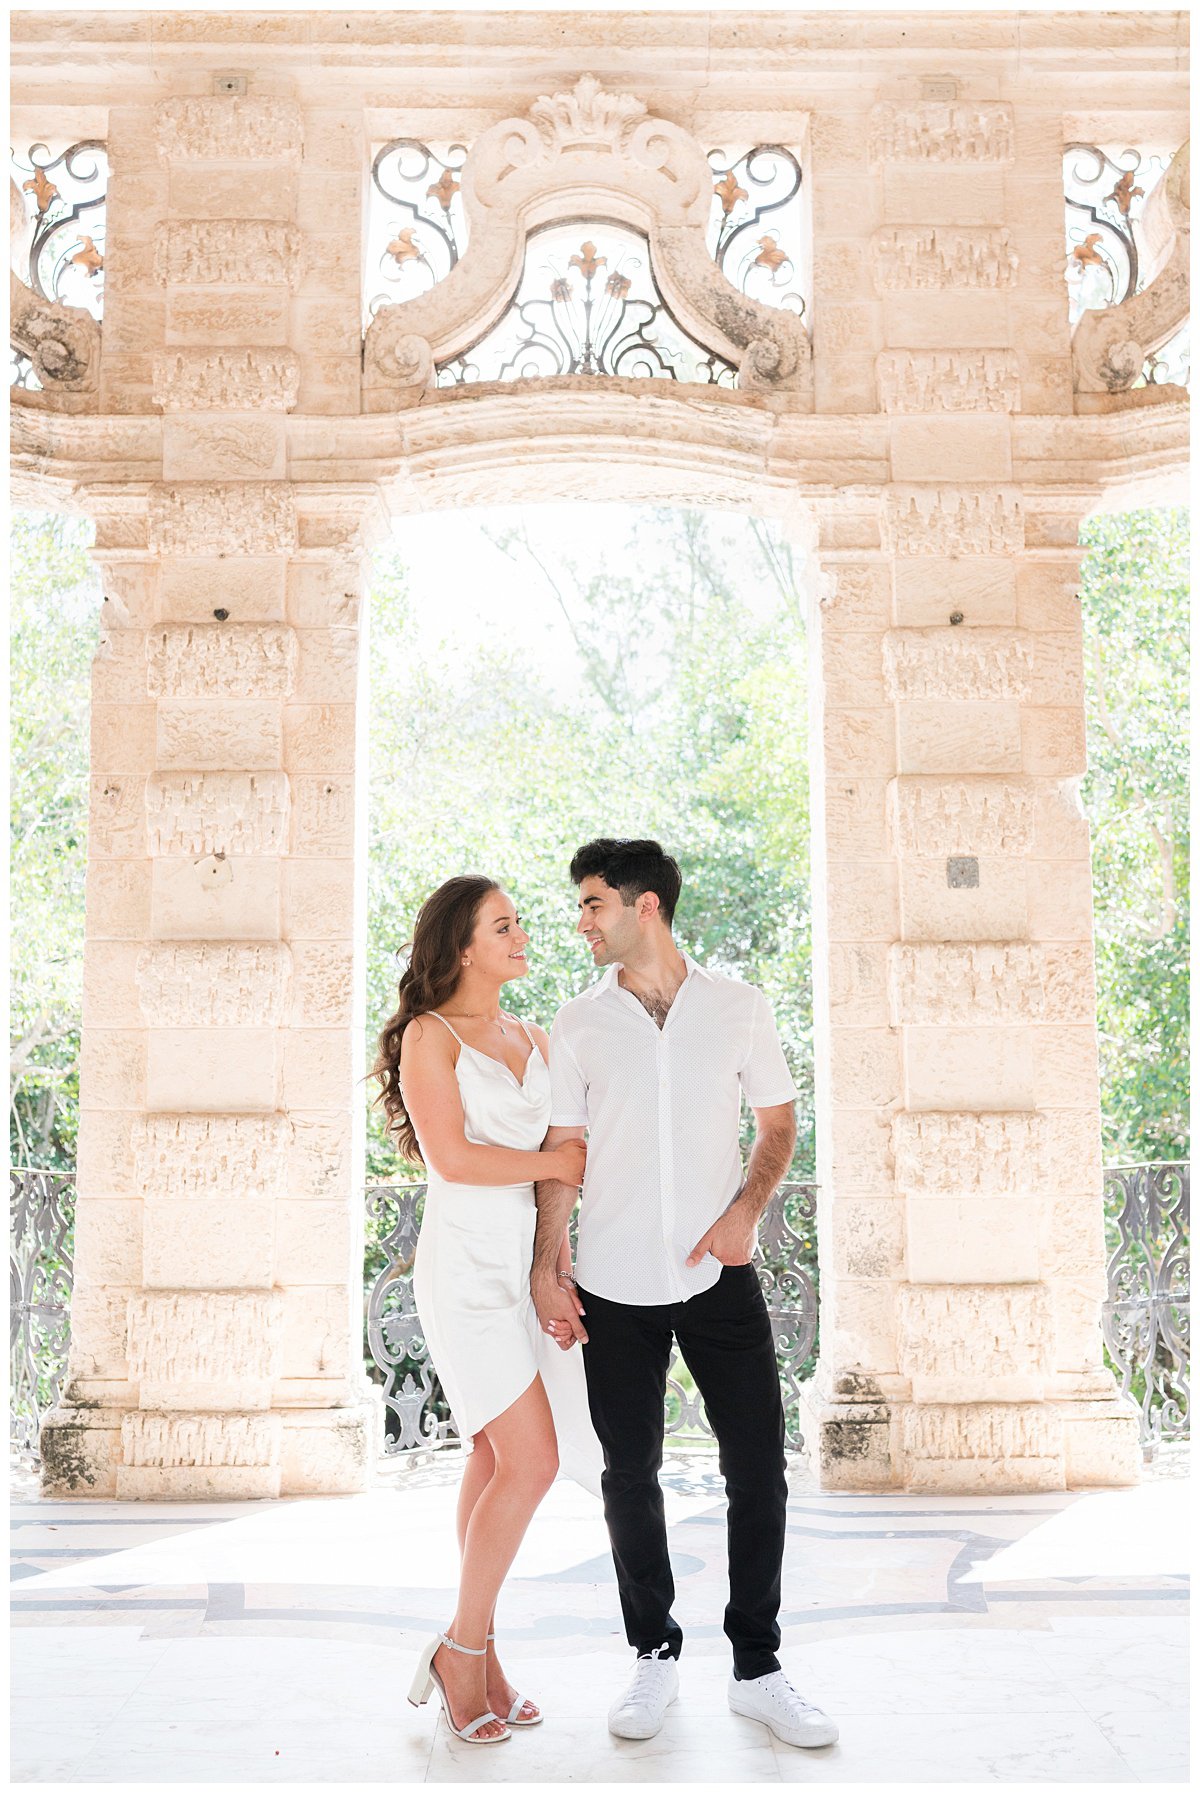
[512,1015,538,1049]
[427,1011,465,1046]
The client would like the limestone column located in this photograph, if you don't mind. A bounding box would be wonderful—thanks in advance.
[40,91,383,1497]
[798,94,1140,1490]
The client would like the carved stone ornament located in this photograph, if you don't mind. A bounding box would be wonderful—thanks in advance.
[1073,139,1190,394]
[891,1110,1045,1197]
[9,269,100,412]
[869,103,1014,164]
[871,227,1019,291]
[145,771,290,857]
[888,942,1095,1025]
[363,74,811,406]
[889,775,1036,857]
[882,628,1033,701]
[881,485,1024,554]
[146,623,298,698]
[876,349,1020,413]
[155,97,303,162]
[147,483,297,555]
[134,942,293,1027]
[155,221,304,290]
[153,349,301,411]
[123,1411,280,1468]
[132,1112,292,1199]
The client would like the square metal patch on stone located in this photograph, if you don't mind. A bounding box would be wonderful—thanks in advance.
[946,856,979,889]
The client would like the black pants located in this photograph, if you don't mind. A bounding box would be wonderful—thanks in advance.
[578,1263,788,1680]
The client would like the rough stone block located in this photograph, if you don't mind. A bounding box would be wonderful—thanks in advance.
[903,853,1026,939]
[287,1111,353,1201]
[148,485,296,557]
[1026,860,1095,941]
[133,1111,291,1199]
[145,1028,282,1112]
[293,629,361,702]
[906,1197,1041,1284]
[282,1029,354,1109]
[1015,561,1084,632]
[893,1276,1054,1398]
[904,1025,1035,1111]
[127,1293,283,1409]
[279,1284,356,1379]
[1032,1028,1101,1109]
[166,290,291,346]
[76,1109,136,1198]
[891,559,1017,630]
[815,563,892,633]
[143,1199,276,1288]
[884,628,1033,702]
[285,559,365,630]
[161,416,287,481]
[280,858,357,940]
[290,775,355,855]
[877,350,1021,415]
[146,771,290,857]
[888,416,1013,482]
[1021,707,1088,776]
[65,1284,131,1379]
[823,709,897,777]
[135,942,292,1026]
[156,701,284,771]
[85,859,153,939]
[891,1109,1045,1198]
[282,703,358,773]
[823,779,890,857]
[831,1200,906,1280]
[882,486,1023,555]
[274,1200,354,1283]
[827,1027,903,1108]
[92,704,157,773]
[151,856,282,941]
[889,942,1095,1025]
[1062,1412,1140,1487]
[820,633,889,707]
[279,1404,379,1495]
[896,702,1022,774]
[83,941,144,1027]
[159,559,288,625]
[89,774,149,858]
[827,1107,894,1193]
[80,1029,147,1110]
[290,941,356,1026]
[71,1200,143,1285]
[828,942,891,1027]
[92,629,150,705]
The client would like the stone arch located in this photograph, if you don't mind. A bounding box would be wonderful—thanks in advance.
[362,75,812,410]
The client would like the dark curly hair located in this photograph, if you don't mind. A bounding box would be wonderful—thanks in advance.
[371,875,499,1165]
[569,837,682,926]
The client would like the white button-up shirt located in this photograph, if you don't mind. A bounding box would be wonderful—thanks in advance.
[549,953,798,1305]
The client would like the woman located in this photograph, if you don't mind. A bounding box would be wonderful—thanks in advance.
[373,875,601,1746]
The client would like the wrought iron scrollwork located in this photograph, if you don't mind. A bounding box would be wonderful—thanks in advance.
[437,221,739,387]
[364,1178,817,1457]
[9,1168,75,1459]
[367,137,469,315]
[1102,1162,1190,1456]
[10,140,108,316]
[707,144,806,319]
[10,347,40,391]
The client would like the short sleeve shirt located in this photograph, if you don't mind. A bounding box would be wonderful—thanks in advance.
[549,953,798,1304]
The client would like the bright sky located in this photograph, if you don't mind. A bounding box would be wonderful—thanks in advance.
[386,502,797,683]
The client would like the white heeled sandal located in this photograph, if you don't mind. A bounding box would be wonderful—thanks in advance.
[487,1632,543,1726]
[407,1632,511,1744]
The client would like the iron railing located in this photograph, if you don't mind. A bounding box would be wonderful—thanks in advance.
[1101,1161,1190,1458]
[365,1179,819,1457]
[10,1163,1192,1462]
[9,1167,74,1458]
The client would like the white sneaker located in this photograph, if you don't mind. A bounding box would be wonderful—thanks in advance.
[728,1670,839,1748]
[608,1644,679,1739]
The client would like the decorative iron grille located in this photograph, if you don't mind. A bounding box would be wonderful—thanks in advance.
[9,1168,75,1459]
[10,347,41,391]
[10,140,108,317]
[366,136,469,318]
[437,221,739,386]
[706,144,805,319]
[1063,141,1189,389]
[365,1179,818,1456]
[1102,1161,1190,1458]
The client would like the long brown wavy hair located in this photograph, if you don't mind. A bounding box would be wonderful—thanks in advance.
[372,875,500,1165]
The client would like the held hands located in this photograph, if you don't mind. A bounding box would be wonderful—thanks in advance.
[686,1202,758,1269]
[552,1137,587,1185]
[532,1269,588,1350]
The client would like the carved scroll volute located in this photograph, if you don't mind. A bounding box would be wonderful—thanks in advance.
[1073,139,1190,397]
[362,74,812,409]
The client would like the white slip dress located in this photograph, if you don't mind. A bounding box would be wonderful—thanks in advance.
[409,1011,603,1497]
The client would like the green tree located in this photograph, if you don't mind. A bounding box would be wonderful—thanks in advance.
[9,512,99,1170]
[1079,505,1189,1163]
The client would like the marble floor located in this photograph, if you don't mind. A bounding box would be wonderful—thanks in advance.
[10,1450,1190,1785]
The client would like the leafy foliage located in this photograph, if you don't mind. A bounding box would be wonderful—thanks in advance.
[1078,506,1189,1162]
[9,513,99,1171]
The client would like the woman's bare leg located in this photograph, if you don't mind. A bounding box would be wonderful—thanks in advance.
[434,1377,558,1736]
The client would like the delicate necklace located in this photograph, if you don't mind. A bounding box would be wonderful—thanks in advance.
[445,1010,508,1036]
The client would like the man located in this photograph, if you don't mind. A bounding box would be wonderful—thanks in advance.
[531,837,838,1750]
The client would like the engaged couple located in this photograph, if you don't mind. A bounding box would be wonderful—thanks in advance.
[373,838,838,1751]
